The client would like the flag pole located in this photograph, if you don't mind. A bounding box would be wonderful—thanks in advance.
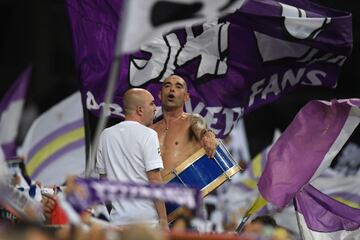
[85,0,130,176]
[235,194,267,233]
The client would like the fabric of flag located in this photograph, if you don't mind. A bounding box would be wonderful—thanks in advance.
[260,171,360,234]
[65,0,352,138]
[258,99,360,208]
[294,184,360,240]
[312,174,360,209]
[0,66,31,160]
[21,92,85,186]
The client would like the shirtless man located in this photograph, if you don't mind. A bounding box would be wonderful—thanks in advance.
[151,75,218,177]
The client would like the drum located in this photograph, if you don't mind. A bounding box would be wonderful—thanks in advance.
[164,141,242,222]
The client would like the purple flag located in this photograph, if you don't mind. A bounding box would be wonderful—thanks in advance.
[65,0,352,138]
[0,66,31,160]
[66,178,201,213]
[258,99,360,208]
[294,184,360,239]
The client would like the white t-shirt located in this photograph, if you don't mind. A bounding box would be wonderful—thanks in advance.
[96,121,163,225]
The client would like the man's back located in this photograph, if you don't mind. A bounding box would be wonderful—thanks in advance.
[96,121,163,225]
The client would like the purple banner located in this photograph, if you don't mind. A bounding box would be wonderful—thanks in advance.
[65,0,352,138]
[258,99,360,208]
[66,178,201,212]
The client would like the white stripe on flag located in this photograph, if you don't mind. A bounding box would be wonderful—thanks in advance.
[296,211,360,240]
[310,106,360,182]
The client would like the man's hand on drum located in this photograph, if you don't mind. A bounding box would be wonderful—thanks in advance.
[200,129,218,158]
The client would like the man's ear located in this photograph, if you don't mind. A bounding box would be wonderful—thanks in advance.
[158,91,162,101]
[136,105,143,115]
[184,92,190,102]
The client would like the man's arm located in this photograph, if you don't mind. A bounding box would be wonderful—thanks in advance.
[146,168,169,230]
[190,113,218,158]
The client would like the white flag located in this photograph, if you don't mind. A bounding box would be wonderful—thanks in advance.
[0,66,31,160]
[21,92,85,185]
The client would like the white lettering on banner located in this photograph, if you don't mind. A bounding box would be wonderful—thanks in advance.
[185,100,244,136]
[176,22,229,78]
[261,74,281,100]
[204,107,222,135]
[281,68,305,89]
[129,20,229,86]
[302,70,325,86]
[86,91,124,117]
[84,181,198,209]
[86,90,241,136]
[129,33,181,87]
[248,68,327,107]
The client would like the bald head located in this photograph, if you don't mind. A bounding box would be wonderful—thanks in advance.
[162,75,188,91]
[123,88,150,115]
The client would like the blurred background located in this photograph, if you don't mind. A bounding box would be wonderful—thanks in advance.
[0,0,359,159]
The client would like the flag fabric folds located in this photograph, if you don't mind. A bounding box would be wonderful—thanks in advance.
[21,92,85,185]
[258,99,360,208]
[295,184,360,240]
[65,0,352,138]
[0,66,31,160]
[312,174,360,209]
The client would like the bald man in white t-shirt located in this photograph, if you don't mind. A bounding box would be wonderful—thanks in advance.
[96,88,168,230]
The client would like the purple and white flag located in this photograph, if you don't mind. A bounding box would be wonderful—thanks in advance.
[65,0,352,138]
[21,92,85,185]
[66,178,201,212]
[258,99,360,208]
[294,184,360,240]
[0,66,31,160]
[312,173,360,209]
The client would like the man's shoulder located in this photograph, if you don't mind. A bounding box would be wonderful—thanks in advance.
[188,113,205,123]
[145,126,158,137]
[102,122,122,134]
[188,112,201,118]
[131,122,157,136]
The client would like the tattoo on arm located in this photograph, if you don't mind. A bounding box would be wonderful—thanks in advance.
[191,113,207,140]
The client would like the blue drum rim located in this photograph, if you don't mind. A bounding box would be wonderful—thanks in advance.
[167,165,241,223]
[164,141,243,223]
[163,141,240,182]
[200,164,241,196]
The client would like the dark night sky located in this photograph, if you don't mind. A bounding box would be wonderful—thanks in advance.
[0,0,359,157]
